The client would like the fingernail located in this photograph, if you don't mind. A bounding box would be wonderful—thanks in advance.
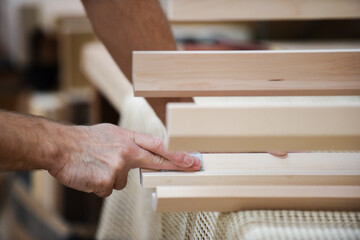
[184,155,194,167]
[193,158,201,168]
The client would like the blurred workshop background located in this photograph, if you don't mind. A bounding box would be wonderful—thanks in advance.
[0,0,359,239]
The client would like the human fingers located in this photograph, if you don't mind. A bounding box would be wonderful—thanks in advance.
[269,151,288,158]
[92,176,114,198]
[131,132,201,168]
[129,145,201,171]
[113,170,129,190]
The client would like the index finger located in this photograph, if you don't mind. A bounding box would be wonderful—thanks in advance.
[132,132,201,168]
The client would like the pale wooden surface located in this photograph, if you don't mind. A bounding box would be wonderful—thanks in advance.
[165,0,360,22]
[141,153,360,188]
[267,40,360,50]
[83,43,360,108]
[133,50,360,97]
[83,43,360,214]
[154,186,360,212]
[167,101,360,152]
[82,43,132,113]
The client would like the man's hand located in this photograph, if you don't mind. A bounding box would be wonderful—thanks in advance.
[48,124,201,197]
[0,111,201,197]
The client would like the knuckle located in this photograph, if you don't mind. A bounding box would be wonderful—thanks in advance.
[111,158,126,172]
[115,160,126,172]
[114,184,124,191]
[119,144,135,158]
[172,151,186,162]
[114,174,129,190]
[114,180,127,190]
[97,175,113,190]
[130,151,145,167]
[104,190,113,197]
[153,155,164,167]
[83,188,92,193]
[96,189,113,198]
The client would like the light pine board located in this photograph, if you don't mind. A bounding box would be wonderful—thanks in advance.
[153,186,360,212]
[133,50,360,97]
[166,101,360,152]
[141,153,360,188]
[165,0,360,22]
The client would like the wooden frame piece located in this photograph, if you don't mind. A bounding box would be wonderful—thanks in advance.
[164,0,360,22]
[166,102,360,152]
[153,186,360,212]
[141,153,360,188]
[133,49,360,97]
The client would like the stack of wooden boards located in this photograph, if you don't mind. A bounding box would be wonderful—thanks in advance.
[133,49,360,212]
[142,153,360,212]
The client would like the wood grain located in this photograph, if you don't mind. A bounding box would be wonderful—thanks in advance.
[166,101,360,152]
[141,153,360,188]
[166,0,360,21]
[133,50,360,97]
[153,186,360,212]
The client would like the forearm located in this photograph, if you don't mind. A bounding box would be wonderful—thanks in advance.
[81,0,192,123]
[0,110,200,196]
[0,111,66,171]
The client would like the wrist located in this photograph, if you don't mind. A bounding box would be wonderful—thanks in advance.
[41,122,72,172]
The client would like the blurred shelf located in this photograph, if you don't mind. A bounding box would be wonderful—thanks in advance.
[37,0,86,33]
[164,0,360,22]
[0,179,98,240]
[57,17,97,91]
[1,180,71,240]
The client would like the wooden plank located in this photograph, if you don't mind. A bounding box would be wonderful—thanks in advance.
[166,101,360,152]
[153,186,360,212]
[133,50,360,97]
[165,0,360,22]
[144,171,359,188]
[141,153,360,188]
